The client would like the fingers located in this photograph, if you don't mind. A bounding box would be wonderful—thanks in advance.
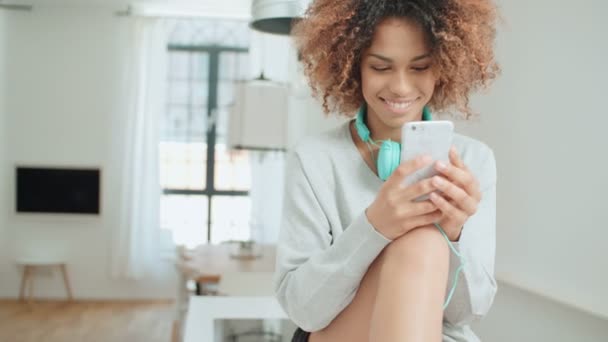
[449,146,466,169]
[403,200,438,217]
[397,177,437,202]
[406,210,443,229]
[435,147,481,201]
[430,191,468,223]
[385,155,433,189]
[431,176,478,216]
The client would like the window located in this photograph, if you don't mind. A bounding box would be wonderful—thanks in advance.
[159,20,251,247]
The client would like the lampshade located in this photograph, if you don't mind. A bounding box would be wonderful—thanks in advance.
[227,80,289,151]
[250,0,311,35]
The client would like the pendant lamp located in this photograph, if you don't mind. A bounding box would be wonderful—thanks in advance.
[250,0,311,35]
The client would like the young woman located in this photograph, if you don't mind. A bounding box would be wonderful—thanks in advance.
[274,0,500,341]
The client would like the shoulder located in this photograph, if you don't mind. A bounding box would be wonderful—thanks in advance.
[291,122,351,165]
[285,122,353,186]
[452,133,497,187]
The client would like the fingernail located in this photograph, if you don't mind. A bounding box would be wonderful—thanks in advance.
[433,176,444,186]
[436,161,446,170]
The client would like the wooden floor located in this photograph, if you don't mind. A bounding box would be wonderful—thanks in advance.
[0,300,174,342]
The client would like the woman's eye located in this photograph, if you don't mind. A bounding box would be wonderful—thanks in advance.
[412,66,430,72]
[371,66,390,72]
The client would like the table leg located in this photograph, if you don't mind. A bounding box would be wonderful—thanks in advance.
[27,266,35,304]
[19,266,30,301]
[60,264,73,301]
[171,320,180,342]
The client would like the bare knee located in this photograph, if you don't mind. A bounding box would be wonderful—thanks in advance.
[382,226,449,269]
[309,227,448,342]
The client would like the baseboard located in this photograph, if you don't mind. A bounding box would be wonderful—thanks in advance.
[496,275,608,321]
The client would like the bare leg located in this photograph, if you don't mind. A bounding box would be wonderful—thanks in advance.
[310,226,449,342]
[369,226,449,341]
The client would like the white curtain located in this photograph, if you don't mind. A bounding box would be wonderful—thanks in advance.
[110,18,170,279]
[249,151,285,244]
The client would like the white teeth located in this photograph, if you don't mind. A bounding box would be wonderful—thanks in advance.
[385,99,415,110]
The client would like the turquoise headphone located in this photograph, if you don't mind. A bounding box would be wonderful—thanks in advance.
[354,105,433,181]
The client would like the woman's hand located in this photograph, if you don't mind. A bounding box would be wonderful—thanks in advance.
[429,147,482,241]
[366,156,443,241]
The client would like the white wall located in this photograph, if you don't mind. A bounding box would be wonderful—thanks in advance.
[0,10,8,281]
[456,0,608,319]
[0,6,176,299]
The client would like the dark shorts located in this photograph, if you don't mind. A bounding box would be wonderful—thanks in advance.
[291,327,311,342]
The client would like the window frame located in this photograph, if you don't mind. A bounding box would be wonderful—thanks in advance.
[163,44,250,243]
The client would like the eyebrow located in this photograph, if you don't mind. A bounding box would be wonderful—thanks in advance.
[368,53,431,63]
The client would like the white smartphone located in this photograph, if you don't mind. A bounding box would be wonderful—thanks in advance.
[401,120,454,200]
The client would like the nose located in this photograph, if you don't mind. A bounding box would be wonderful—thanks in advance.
[388,71,415,97]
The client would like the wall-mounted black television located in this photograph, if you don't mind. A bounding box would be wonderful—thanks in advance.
[16,167,101,215]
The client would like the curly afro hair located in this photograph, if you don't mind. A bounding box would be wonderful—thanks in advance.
[292,0,501,118]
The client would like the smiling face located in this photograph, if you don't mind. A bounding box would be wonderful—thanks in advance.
[360,17,439,142]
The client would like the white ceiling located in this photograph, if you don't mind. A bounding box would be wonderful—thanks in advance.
[1,0,253,18]
[5,0,163,5]
[3,0,251,8]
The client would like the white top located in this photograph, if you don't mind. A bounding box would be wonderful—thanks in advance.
[273,121,497,341]
[15,258,68,266]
